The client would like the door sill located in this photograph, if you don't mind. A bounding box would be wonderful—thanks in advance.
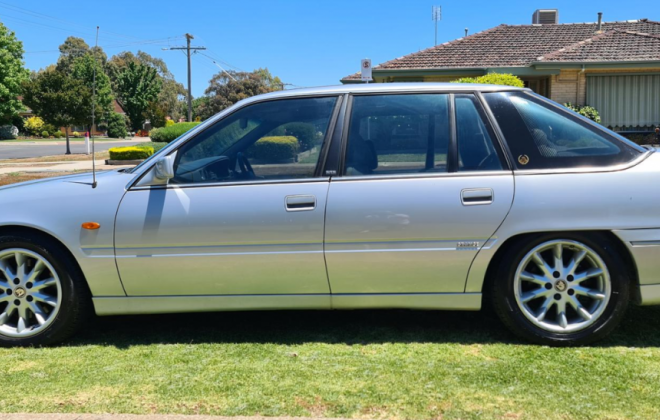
[93,293,482,316]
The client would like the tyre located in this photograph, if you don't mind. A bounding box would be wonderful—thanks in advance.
[0,232,91,346]
[492,233,629,346]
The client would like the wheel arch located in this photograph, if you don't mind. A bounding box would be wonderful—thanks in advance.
[0,224,93,297]
[481,230,640,307]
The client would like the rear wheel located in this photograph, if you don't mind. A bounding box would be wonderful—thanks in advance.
[492,233,629,346]
[0,233,90,346]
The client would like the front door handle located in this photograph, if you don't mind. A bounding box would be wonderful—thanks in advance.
[285,195,316,212]
[461,188,493,206]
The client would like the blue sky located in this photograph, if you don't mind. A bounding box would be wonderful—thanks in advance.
[6,0,658,97]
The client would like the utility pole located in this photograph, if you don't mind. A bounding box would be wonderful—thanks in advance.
[164,34,206,122]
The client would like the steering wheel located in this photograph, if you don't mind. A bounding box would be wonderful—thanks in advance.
[236,152,256,179]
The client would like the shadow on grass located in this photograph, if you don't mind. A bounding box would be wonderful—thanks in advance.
[70,304,660,349]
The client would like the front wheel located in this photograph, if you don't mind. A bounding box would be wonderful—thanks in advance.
[0,233,90,346]
[492,233,629,346]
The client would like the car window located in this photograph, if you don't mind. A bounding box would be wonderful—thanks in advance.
[171,96,338,184]
[344,94,450,176]
[455,94,503,171]
[483,92,643,170]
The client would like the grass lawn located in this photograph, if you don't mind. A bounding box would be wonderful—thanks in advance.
[0,309,658,419]
[0,172,659,419]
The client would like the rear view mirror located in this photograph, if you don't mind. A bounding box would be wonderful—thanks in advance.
[239,118,248,129]
[154,154,175,181]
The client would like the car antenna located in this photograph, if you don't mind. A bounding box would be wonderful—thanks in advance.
[90,26,99,189]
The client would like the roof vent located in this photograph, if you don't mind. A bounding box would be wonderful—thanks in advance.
[532,9,559,25]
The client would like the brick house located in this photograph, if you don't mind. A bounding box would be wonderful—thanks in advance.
[341,11,660,131]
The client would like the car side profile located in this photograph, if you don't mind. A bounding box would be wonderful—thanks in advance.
[1,83,659,347]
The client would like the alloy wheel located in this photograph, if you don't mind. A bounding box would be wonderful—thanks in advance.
[0,249,62,338]
[513,240,611,333]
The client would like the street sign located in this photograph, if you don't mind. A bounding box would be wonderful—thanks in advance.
[361,59,372,82]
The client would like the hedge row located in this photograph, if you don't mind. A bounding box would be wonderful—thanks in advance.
[563,103,602,123]
[109,146,154,160]
[150,122,201,143]
[247,136,299,162]
[451,73,525,88]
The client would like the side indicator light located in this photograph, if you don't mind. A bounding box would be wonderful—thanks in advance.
[82,222,101,230]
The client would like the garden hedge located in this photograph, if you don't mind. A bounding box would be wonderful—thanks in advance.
[247,136,299,162]
[109,146,154,160]
[564,103,602,123]
[452,73,524,88]
[150,122,201,143]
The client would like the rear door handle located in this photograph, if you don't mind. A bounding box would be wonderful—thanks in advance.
[461,188,493,206]
[285,195,316,212]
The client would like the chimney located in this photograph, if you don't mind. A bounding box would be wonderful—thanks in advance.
[464,28,469,37]
[597,12,603,31]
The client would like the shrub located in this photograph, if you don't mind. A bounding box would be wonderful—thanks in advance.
[109,146,154,160]
[72,131,81,138]
[451,73,524,88]
[165,119,175,127]
[0,125,18,140]
[53,131,64,138]
[150,122,201,143]
[41,130,50,138]
[564,103,601,124]
[247,136,299,162]
[24,116,44,136]
[12,115,24,134]
[107,112,128,139]
[281,122,318,151]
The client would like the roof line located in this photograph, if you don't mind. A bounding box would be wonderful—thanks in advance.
[374,24,506,70]
[537,29,660,61]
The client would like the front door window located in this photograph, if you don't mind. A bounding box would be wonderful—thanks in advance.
[172,96,338,184]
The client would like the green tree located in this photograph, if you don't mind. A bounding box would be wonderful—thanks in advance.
[71,54,114,121]
[106,112,128,138]
[0,21,29,124]
[21,69,92,153]
[108,51,185,124]
[202,68,283,119]
[56,36,107,73]
[115,61,162,131]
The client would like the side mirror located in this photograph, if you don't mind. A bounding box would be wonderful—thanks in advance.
[154,154,175,181]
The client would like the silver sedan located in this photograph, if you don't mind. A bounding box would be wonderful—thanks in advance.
[1,83,658,346]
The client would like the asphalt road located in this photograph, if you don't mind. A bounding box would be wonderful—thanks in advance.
[0,140,143,160]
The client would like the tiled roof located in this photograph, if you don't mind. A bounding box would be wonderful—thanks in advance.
[537,30,660,62]
[342,19,660,81]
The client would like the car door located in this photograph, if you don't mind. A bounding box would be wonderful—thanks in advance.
[324,92,514,296]
[114,96,340,298]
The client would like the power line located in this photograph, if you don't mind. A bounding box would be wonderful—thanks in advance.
[24,37,185,54]
[0,1,155,42]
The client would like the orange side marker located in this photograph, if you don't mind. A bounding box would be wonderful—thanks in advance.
[82,222,101,230]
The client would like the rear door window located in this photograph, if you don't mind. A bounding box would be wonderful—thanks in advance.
[344,94,450,176]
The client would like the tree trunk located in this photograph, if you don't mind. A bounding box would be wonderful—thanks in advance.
[65,127,71,155]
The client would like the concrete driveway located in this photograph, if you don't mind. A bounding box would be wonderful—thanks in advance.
[0,139,144,160]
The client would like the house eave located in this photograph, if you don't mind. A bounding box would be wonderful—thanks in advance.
[532,60,660,70]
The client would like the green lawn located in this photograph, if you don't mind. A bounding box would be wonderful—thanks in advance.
[1,306,659,419]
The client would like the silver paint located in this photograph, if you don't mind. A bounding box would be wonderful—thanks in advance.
[0,83,659,320]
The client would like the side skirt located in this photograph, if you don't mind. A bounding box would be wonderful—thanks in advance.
[93,293,482,316]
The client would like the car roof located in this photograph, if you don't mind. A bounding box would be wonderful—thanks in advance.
[251,82,530,102]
